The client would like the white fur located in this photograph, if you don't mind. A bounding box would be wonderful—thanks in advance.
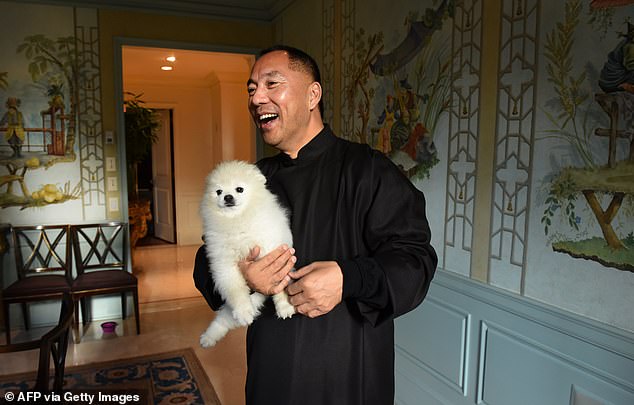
[199,160,295,348]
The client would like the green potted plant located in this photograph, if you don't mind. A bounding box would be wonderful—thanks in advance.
[124,92,159,201]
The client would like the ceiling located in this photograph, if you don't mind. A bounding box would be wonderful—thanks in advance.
[122,46,254,84]
[22,0,296,22]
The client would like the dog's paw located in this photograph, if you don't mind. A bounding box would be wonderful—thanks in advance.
[274,298,296,320]
[232,305,257,326]
[200,332,219,348]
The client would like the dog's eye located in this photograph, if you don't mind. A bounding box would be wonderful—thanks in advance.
[216,190,222,196]
[236,187,244,193]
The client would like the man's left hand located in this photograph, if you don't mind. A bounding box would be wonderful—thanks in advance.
[286,261,343,318]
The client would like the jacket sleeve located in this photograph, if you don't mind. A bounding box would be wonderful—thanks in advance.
[338,152,438,326]
[193,244,225,311]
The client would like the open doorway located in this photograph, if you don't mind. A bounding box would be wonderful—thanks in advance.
[121,44,256,246]
[136,108,176,246]
[119,42,256,302]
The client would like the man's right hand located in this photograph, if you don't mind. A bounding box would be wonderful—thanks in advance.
[239,245,296,296]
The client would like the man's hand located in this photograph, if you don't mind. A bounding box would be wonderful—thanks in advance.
[239,245,296,296]
[287,261,343,318]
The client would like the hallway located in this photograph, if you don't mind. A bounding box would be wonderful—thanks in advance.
[133,243,202,303]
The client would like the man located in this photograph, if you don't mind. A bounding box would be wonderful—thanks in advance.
[194,45,437,405]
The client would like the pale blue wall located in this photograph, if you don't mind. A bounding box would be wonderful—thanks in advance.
[395,271,634,405]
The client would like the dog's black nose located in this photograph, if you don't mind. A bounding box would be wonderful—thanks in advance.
[224,194,235,206]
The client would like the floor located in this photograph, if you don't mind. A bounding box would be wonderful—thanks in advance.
[0,244,247,405]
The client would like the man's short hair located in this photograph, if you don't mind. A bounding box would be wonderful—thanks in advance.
[259,45,324,115]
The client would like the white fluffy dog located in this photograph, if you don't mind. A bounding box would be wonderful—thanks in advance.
[199,160,295,348]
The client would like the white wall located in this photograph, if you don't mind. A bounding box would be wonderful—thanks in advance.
[209,71,256,163]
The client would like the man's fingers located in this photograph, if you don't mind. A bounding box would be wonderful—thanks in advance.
[258,244,293,268]
[239,244,297,296]
[269,247,295,275]
[288,290,303,304]
[247,246,261,261]
[288,263,313,279]
[279,253,296,276]
[286,279,303,296]
[269,275,291,295]
[294,303,323,318]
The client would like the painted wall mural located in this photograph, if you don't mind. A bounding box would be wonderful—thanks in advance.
[0,3,105,221]
[539,0,634,273]
[0,34,80,209]
[315,0,633,330]
[335,0,481,277]
[343,0,455,181]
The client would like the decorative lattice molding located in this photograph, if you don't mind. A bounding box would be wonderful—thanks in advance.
[322,0,335,127]
[443,0,483,274]
[75,11,106,220]
[490,0,540,293]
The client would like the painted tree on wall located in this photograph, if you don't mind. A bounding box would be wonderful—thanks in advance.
[0,34,80,208]
[541,0,634,271]
[18,34,78,161]
[346,29,383,146]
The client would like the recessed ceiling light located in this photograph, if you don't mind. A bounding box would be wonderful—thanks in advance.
[166,56,176,62]
[161,66,173,71]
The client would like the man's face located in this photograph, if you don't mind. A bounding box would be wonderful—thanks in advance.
[247,51,314,153]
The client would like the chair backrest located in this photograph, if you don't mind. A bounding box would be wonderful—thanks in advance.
[0,292,73,392]
[11,225,72,282]
[71,222,128,275]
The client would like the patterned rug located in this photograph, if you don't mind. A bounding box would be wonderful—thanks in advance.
[0,348,221,404]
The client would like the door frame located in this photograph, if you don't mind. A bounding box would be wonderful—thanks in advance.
[149,107,176,243]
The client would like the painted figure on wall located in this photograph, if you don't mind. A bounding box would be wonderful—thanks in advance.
[0,34,81,209]
[0,97,25,158]
[599,22,634,93]
[541,0,634,272]
[345,0,453,180]
[375,94,395,153]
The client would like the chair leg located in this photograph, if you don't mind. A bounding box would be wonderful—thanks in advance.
[20,302,30,330]
[73,299,81,343]
[80,297,89,326]
[53,329,70,392]
[120,293,127,319]
[133,289,140,335]
[4,302,11,345]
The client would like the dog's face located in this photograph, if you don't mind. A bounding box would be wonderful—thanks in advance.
[213,180,249,210]
[205,161,266,217]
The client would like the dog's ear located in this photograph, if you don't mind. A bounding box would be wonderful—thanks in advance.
[253,168,267,185]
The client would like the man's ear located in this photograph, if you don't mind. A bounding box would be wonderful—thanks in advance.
[308,82,322,111]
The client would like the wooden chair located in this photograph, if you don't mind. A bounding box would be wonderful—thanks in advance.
[2,225,72,344]
[70,222,140,341]
[0,292,74,392]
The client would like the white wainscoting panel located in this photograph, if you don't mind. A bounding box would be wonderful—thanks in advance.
[396,297,470,395]
[395,270,634,405]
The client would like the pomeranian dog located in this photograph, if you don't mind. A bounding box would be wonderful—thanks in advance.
[199,160,295,348]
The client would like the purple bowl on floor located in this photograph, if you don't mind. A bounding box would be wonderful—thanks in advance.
[101,321,118,334]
